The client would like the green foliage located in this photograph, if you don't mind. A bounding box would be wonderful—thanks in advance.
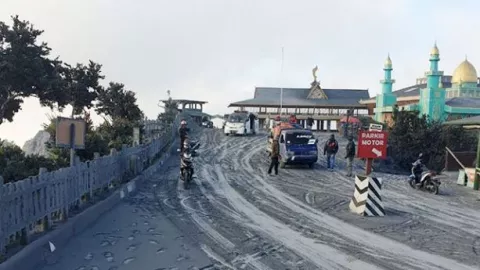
[1,15,146,182]
[96,82,143,122]
[157,97,178,125]
[0,15,105,123]
[97,118,137,150]
[59,61,104,116]
[388,106,477,172]
[0,139,58,183]
[0,15,65,124]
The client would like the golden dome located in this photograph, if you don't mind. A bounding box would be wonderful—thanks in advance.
[452,59,478,84]
[430,44,439,56]
[384,55,392,68]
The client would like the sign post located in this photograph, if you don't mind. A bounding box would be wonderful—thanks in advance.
[357,130,388,175]
[56,117,86,167]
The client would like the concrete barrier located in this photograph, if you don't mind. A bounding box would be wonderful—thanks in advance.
[349,175,385,217]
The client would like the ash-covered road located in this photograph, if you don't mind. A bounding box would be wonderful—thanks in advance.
[42,129,480,270]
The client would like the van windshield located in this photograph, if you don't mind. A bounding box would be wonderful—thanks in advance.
[285,132,315,145]
[228,113,247,123]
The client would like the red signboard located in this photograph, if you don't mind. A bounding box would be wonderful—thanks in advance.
[357,131,388,159]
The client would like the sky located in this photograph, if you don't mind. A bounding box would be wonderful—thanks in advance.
[1,0,480,147]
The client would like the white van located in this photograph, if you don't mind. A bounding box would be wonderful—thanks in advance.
[224,111,259,136]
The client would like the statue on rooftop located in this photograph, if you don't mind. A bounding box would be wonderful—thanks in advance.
[312,65,318,82]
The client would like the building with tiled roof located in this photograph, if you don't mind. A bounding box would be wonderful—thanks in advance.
[228,69,370,131]
[361,44,480,124]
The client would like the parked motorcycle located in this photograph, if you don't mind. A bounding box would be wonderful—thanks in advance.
[408,170,441,195]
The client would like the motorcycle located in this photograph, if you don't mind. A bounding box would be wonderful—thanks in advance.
[177,140,200,189]
[408,170,441,195]
[181,152,194,189]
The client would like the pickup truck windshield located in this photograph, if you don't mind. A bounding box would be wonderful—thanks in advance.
[286,132,314,144]
[228,114,247,123]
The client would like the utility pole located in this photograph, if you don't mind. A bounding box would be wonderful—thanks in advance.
[474,131,480,190]
[280,47,284,117]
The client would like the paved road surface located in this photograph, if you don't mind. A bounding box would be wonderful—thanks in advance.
[40,168,214,270]
[41,129,480,269]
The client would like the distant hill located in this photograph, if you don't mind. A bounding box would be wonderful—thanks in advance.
[22,130,51,157]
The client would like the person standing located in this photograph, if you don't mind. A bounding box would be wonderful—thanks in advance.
[289,114,297,124]
[249,113,256,134]
[306,117,314,130]
[345,136,356,177]
[323,134,338,170]
[268,138,280,175]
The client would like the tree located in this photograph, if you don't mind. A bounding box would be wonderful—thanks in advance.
[388,106,477,172]
[157,98,179,125]
[95,82,143,122]
[60,61,104,117]
[94,82,144,149]
[0,139,57,183]
[0,15,66,124]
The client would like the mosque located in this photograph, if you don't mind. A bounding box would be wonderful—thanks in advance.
[360,44,480,124]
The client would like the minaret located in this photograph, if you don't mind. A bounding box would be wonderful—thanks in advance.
[382,55,395,94]
[420,43,445,121]
[426,43,442,90]
[374,55,397,122]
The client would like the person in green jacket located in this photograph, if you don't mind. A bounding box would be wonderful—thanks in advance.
[345,136,356,177]
[268,139,280,175]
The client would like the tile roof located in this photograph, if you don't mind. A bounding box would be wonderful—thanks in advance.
[445,97,480,108]
[444,115,480,126]
[230,87,370,107]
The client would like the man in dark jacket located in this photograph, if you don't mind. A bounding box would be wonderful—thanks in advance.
[323,134,338,170]
[179,120,190,152]
[268,139,280,175]
[249,113,256,134]
[306,117,314,130]
[345,136,356,177]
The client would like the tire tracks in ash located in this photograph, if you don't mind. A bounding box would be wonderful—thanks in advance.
[158,129,479,270]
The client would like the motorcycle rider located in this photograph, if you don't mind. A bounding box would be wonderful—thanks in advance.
[179,120,190,152]
[180,139,194,180]
[412,153,426,186]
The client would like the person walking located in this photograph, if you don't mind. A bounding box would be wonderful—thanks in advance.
[323,134,338,170]
[345,136,356,177]
[268,138,280,175]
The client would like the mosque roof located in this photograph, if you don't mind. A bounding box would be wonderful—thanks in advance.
[452,59,478,84]
[229,87,370,107]
[445,97,480,108]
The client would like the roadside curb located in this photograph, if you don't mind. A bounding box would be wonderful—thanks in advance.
[0,144,176,270]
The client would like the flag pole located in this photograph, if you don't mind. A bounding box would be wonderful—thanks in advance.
[280,47,284,117]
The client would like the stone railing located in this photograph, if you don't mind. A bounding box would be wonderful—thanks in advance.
[0,112,191,260]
